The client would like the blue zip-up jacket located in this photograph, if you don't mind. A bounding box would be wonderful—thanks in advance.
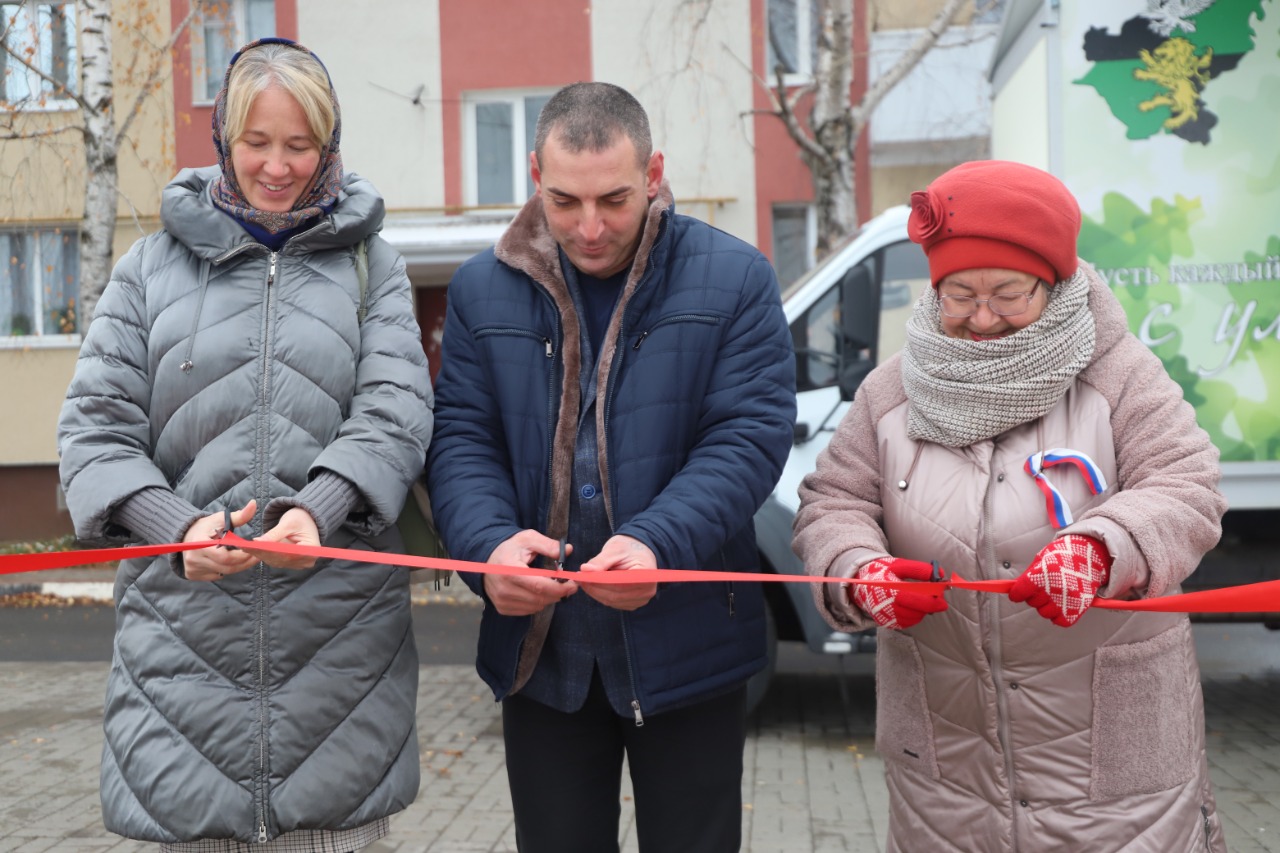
[427,183,796,716]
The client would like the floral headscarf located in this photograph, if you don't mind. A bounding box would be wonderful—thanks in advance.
[209,38,344,235]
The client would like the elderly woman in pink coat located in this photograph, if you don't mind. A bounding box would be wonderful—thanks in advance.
[793,160,1228,852]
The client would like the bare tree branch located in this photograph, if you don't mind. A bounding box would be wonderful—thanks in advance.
[117,0,204,140]
[772,65,828,165]
[736,0,984,255]
[852,0,968,127]
[6,0,211,324]
[672,0,714,73]
[1,39,92,112]
[0,123,81,140]
[116,183,146,236]
[721,38,776,104]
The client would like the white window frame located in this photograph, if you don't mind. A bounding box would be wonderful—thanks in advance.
[765,0,816,86]
[462,88,557,209]
[0,0,77,111]
[189,0,275,107]
[0,226,80,349]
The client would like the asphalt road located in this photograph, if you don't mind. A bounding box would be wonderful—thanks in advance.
[0,599,870,680]
[0,600,486,664]
[2,598,1274,678]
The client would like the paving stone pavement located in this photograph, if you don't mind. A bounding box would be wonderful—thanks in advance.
[1,656,1277,851]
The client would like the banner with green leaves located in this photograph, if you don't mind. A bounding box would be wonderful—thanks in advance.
[1066,0,1280,462]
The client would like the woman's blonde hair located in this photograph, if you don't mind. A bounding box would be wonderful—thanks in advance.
[222,42,335,151]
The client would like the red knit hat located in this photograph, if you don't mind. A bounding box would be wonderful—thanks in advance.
[907,160,1081,287]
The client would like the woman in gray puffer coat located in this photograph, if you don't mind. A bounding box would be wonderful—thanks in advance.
[56,39,432,851]
[793,160,1227,852]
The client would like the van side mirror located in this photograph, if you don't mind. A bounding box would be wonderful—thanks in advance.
[840,264,879,353]
[836,263,879,401]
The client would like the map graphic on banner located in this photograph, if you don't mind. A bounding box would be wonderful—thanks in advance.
[1060,0,1280,464]
[1075,0,1266,144]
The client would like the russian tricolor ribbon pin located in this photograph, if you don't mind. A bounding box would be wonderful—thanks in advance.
[1024,449,1107,529]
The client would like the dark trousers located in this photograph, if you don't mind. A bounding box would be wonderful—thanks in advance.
[502,671,748,853]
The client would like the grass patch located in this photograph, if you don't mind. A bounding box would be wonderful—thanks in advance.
[0,535,77,556]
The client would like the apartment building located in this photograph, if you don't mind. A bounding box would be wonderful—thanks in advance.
[1,0,994,539]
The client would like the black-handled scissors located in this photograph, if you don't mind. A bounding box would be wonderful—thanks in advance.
[553,537,569,583]
[214,507,239,551]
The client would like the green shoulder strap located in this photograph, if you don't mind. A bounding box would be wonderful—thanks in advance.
[353,237,451,587]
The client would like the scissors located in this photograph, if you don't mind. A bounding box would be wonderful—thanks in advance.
[212,507,239,551]
[553,537,569,583]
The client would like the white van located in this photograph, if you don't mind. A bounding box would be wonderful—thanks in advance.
[749,204,930,704]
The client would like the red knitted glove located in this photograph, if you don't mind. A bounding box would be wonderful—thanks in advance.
[1009,535,1113,627]
[851,558,948,631]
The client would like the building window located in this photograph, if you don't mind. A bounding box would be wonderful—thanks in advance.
[1,228,79,339]
[464,91,554,207]
[766,0,817,79]
[772,204,814,288]
[0,1,77,107]
[190,0,275,105]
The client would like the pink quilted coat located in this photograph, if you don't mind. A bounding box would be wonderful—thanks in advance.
[793,265,1228,852]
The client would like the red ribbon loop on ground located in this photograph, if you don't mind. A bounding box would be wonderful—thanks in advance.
[2,535,1278,614]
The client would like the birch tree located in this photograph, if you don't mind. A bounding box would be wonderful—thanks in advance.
[765,0,974,257]
[1,0,203,326]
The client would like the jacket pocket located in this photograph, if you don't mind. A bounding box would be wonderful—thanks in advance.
[1089,623,1197,800]
[875,629,940,779]
[475,326,554,356]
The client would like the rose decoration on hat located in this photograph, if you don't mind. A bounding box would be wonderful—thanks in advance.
[907,190,947,245]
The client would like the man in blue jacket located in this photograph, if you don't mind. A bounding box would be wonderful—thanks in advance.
[427,81,795,852]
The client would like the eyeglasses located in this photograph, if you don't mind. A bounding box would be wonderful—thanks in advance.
[936,280,1043,318]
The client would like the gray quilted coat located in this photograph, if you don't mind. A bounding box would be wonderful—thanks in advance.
[57,166,433,843]
[794,268,1227,852]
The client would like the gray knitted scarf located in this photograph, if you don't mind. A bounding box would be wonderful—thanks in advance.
[901,269,1095,447]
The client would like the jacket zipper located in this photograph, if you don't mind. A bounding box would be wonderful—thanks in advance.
[631,313,722,350]
[489,304,559,699]
[537,314,559,532]
[982,462,1019,851]
[1201,805,1212,850]
[603,236,663,727]
[474,326,554,355]
[254,251,278,843]
[621,614,644,727]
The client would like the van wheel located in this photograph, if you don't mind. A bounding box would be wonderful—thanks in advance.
[746,603,778,715]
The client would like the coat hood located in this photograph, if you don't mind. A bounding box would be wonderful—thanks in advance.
[161,165,386,261]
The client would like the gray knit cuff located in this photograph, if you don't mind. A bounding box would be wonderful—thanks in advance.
[113,487,206,546]
[112,487,207,579]
[262,470,360,544]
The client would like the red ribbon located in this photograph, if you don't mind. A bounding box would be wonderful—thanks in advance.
[2,535,1278,614]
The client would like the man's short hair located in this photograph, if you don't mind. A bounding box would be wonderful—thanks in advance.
[534,82,653,168]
